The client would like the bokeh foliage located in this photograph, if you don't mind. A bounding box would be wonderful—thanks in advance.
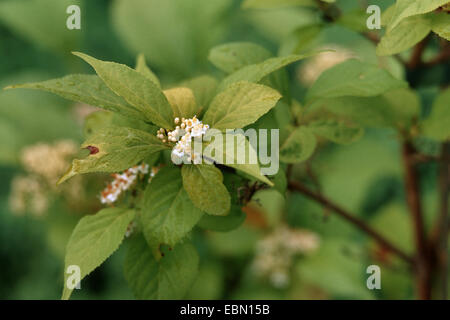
[0,0,448,299]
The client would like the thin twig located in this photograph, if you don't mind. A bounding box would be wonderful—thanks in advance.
[305,161,322,193]
[288,180,414,264]
[412,153,450,164]
[364,32,380,44]
[430,142,450,299]
[408,36,431,69]
[401,141,432,299]
[423,47,450,67]
[305,161,331,219]
[439,143,449,300]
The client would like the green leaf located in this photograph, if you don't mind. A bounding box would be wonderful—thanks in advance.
[203,132,274,186]
[382,88,420,125]
[308,118,364,145]
[73,52,174,129]
[181,164,231,216]
[83,111,157,138]
[208,42,272,74]
[209,42,290,96]
[141,166,204,246]
[62,208,135,300]
[306,59,408,103]
[308,97,385,128]
[272,167,288,195]
[279,24,323,56]
[5,75,146,122]
[376,15,431,56]
[83,112,116,138]
[197,171,246,231]
[218,53,317,91]
[381,5,396,27]
[308,88,420,129]
[135,54,161,88]
[387,0,449,31]
[242,0,315,9]
[163,87,201,119]
[280,126,317,163]
[180,75,218,112]
[336,9,368,32]
[203,82,281,129]
[422,88,450,141]
[124,234,199,299]
[431,12,450,41]
[59,127,168,183]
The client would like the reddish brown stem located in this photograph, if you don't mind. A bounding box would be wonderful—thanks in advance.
[423,48,450,67]
[430,142,450,299]
[288,180,413,264]
[364,31,380,44]
[401,142,432,299]
[438,143,450,299]
[408,36,430,69]
[412,153,450,164]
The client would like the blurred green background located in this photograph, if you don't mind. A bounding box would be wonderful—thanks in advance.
[0,0,447,299]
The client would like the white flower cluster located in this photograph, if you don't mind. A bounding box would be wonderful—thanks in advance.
[9,175,48,217]
[156,116,210,163]
[100,163,149,204]
[9,140,81,217]
[252,225,320,288]
[21,140,78,186]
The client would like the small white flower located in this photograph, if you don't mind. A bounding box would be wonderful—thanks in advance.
[100,163,152,204]
[160,116,210,164]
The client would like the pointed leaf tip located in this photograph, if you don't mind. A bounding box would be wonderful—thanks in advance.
[57,166,76,185]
